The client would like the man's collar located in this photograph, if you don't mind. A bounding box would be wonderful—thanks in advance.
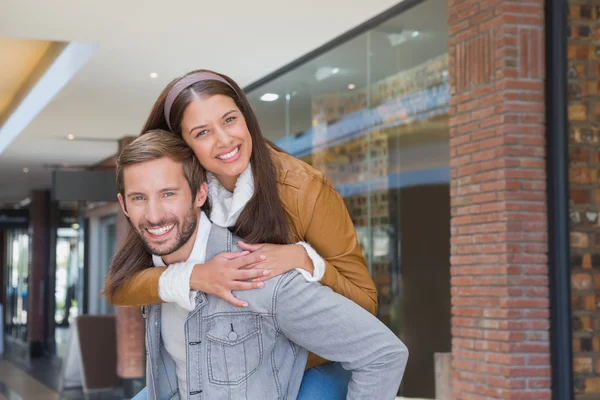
[152,211,212,267]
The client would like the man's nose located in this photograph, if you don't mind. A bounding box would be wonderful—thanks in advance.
[145,200,165,225]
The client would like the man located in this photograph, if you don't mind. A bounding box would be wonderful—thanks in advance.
[113,130,408,400]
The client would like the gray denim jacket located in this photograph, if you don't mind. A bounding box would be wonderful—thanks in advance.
[143,225,408,400]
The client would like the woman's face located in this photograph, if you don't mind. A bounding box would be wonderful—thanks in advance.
[180,94,253,192]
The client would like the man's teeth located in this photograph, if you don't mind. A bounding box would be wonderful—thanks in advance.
[217,146,239,160]
[147,224,174,235]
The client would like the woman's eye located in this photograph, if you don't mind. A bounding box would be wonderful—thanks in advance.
[225,116,236,124]
[195,130,208,138]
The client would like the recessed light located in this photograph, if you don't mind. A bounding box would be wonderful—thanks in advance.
[67,134,75,140]
[23,168,29,173]
[260,93,279,102]
[348,84,356,90]
[150,72,158,79]
[332,68,340,74]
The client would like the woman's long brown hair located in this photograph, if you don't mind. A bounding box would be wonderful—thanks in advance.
[140,69,290,245]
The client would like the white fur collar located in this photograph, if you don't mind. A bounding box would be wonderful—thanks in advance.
[207,164,254,227]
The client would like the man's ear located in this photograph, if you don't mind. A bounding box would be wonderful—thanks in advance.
[117,193,129,217]
[195,182,208,208]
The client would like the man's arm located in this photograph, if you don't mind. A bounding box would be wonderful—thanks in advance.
[274,272,408,400]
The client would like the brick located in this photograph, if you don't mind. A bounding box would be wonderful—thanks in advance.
[572,273,593,290]
[574,357,594,374]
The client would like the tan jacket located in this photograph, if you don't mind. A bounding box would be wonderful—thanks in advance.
[109,148,378,368]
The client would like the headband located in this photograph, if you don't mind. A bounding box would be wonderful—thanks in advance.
[163,72,235,131]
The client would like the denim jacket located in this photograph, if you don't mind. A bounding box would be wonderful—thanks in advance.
[143,225,408,400]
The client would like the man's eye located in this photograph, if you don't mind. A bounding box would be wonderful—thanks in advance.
[133,196,144,201]
[164,192,174,197]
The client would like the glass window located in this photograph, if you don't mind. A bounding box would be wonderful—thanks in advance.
[4,228,30,342]
[247,0,449,397]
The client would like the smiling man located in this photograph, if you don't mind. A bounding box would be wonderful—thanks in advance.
[111,130,408,400]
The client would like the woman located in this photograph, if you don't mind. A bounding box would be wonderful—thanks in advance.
[104,70,378,399]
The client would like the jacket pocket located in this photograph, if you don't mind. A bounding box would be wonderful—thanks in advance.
[206,313,262,385]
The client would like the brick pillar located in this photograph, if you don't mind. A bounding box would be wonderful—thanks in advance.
[113,136,145,381]
[448,0,551,398]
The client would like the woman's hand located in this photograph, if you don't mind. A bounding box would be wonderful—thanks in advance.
[237,242,314,282]
[190,251,270,307]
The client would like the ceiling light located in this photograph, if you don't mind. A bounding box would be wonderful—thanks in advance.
[150,72,158,79]
[260,93,279,102]
[71,223,80,230]
[316,67,342,82]
[67,134,75,140]
[348,84,356,90]
[387,30,421,47]
[23,168,29,173]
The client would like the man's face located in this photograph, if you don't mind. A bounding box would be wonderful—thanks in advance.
[118,157,206,256]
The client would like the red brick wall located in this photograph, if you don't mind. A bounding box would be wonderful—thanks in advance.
[567,1,600,396]
[448,0,551,398]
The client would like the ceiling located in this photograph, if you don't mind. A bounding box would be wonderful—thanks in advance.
[0,37,54,120]
[0,0,416,207]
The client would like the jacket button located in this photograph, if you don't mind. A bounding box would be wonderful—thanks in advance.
[228,331,238,341]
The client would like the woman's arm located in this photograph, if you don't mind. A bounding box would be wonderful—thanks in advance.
[108,267,166,306]
[298,175,378,315]
[106,253,269,308]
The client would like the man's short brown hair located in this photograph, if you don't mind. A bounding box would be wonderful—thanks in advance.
[117,129,205,202]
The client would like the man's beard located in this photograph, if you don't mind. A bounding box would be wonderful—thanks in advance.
[135,206,198,256]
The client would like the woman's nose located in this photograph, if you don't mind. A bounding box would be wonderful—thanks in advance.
[215,126,234,146]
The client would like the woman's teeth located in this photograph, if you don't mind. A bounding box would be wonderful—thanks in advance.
[217,146,239,160]
[147,224,174,236]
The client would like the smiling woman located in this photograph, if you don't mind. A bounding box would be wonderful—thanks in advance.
[180,96,253,192]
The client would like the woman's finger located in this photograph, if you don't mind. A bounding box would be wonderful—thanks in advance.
[218,291,248,308]
[219,251,250,260]
[230,253,267,269]
[238,261,269,270]
[233,268,270,281]
[250,268,288,282]
[230,281,265,291]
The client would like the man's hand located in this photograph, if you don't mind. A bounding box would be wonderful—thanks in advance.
[190,251,270,307]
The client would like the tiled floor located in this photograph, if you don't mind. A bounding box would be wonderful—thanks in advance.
[0,360,59,399]
[0,356,124,400]
[1,327,124,399]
